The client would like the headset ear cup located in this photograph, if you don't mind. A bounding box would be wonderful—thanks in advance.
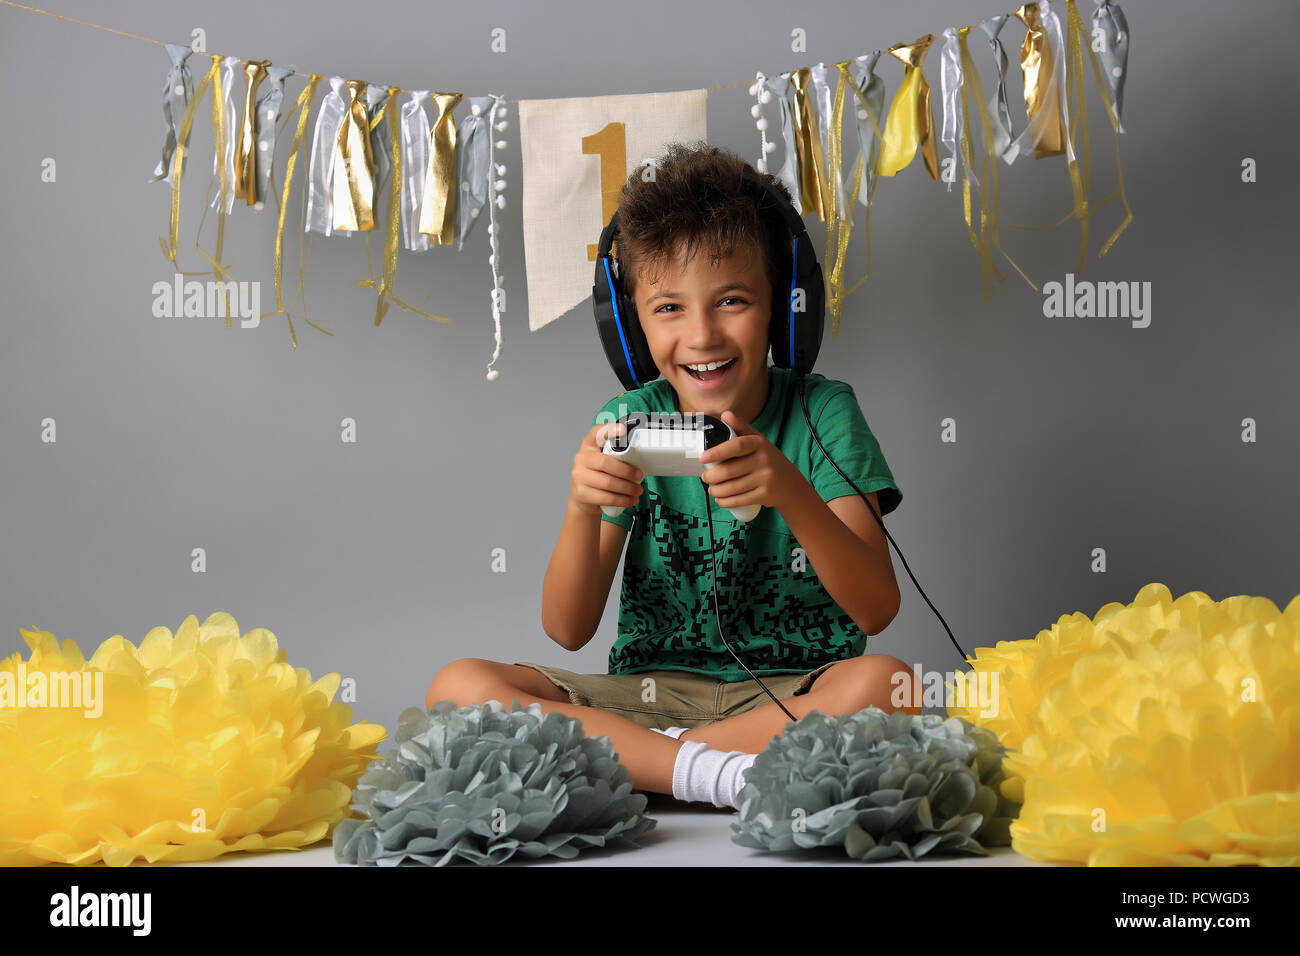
[619,286,659,385]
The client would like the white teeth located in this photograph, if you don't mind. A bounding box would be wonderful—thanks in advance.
[684,358,735,372]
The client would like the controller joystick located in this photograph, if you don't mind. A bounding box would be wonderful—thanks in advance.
[600,413,762,523]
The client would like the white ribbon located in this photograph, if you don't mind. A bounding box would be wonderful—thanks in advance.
[763,72,801,216]
[400,90,432,251]
[455,95,494,251]
[209,56,240,213]
[1004,1,1074,165]
[305,76,347,236]
[1092,0,1129,134]
[981,16,1018,164]
[850,51,885,210]
[810,62,847,221]
[149,43,194,185]
[939,27,980,192]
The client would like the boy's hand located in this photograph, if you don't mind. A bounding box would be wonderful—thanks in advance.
[699,410,803,514]
[569,421,644,518]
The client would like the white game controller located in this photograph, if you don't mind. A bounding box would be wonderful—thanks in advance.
[601,413,762,522]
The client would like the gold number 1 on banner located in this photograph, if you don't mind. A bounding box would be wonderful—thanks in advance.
[584,122,627,261]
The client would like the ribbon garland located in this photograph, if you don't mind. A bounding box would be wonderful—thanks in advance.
[133,0,1134,364]
[956,25,1038,295]
[358,87,452,325]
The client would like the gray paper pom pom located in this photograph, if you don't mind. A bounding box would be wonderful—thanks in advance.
[731,707,1020,861]
[333,700,656,866]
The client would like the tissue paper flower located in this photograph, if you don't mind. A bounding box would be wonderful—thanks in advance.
[946,582,1300,866]
[731,707,1020,861]
[334,699,657,866]
[0,613,387,866]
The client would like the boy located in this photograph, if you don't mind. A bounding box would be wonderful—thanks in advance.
[426,142,919,811]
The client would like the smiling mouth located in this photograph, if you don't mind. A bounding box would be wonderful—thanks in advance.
[681,357,737,383]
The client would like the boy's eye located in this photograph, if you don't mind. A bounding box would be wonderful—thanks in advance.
[654,297,747,314]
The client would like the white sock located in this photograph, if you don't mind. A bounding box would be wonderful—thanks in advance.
[671,740,758,810]
[650,726,690,739]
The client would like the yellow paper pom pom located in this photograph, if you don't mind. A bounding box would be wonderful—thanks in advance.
[0,613,387,866]
[946,582,1300,866]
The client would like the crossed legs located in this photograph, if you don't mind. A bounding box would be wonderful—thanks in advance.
[425,656,921,797]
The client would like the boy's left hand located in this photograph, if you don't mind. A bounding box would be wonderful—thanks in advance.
[698,410,804,514]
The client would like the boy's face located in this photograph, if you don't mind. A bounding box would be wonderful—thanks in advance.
[631,239,773,420]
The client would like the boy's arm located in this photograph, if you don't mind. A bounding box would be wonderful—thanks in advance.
[779,483,901,635]
[541,502,629,651]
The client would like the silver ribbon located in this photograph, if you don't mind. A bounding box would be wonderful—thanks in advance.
[400,91,433,252]
[980,15,1017,164]
[762,72,801,215]
[849,51,885,209]
[455,95,494,251]
[1092,0,1129,133]
[149,43,194,184]
[939,27,979,192]
[809,62,847,221]
[251,65,295,210]
[365,85,392,198]
[305,76,347,236]
[210,55,240,213]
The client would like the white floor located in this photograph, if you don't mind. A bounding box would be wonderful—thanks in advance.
[199,793,1061,867]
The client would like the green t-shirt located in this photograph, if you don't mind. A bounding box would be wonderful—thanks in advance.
[589,366,902,681]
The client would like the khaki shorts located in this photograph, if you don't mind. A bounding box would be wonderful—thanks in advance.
[510,660,839,731]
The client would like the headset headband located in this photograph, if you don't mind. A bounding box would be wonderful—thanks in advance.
[592,162,825,392]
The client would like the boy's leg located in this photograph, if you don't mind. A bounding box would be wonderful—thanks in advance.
[679,654,922,753]
[425,660,688,795]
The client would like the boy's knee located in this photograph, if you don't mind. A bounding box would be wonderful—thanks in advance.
[425,657,497,711]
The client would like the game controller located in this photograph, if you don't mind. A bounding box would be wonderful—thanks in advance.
[601,413,762,523]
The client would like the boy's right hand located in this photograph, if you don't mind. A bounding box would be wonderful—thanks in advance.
[570,421,644,518]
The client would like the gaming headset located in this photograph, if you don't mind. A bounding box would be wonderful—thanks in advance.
[592,162,962,723]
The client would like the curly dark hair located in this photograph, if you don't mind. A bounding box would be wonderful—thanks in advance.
[612,140,794,329]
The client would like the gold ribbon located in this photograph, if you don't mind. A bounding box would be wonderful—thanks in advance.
[789,68,830,222]
[234,59,271,205]
[876,34,940,180]
[823,63,865,338]
[331,80,377,232]
[193,55,241,328]
[418,92,462,243]
[360,87,452,325]
[158,55,221,273]
[1001,2,1134,274]
[1005,1,1133,266]
[260,75,327,348]
[1015,4,1067,159]
[952,27,1002,299]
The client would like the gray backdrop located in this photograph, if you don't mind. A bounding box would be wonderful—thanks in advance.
[1,0,1295,733]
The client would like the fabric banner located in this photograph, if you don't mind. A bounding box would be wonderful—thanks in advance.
[518,89,707,331]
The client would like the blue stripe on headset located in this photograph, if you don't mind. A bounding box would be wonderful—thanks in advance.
[603,258,639,387]
[788,235,797,365]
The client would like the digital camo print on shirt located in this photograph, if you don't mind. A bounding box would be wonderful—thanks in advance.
[591,366,902,682]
